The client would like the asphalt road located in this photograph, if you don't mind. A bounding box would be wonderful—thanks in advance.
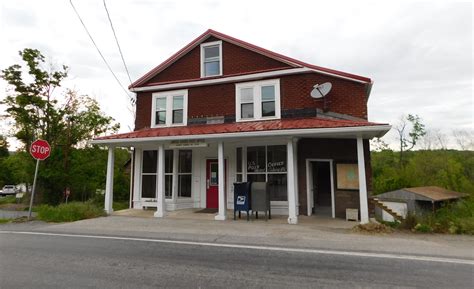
[0,232,473,289]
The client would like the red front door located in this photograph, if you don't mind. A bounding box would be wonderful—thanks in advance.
[206,159,221,209]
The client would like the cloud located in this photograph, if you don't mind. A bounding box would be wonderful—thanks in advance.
[1,5,37,27]
[0,0,472,151]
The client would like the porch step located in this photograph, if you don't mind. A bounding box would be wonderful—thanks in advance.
[371,198,404,222]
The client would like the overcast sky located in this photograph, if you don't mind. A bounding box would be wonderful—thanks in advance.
[0,0,472,149]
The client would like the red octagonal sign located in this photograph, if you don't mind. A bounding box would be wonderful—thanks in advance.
[30,139,51,160]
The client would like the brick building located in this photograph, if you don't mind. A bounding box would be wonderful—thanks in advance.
[92,29,390,224]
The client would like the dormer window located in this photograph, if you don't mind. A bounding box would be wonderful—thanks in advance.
[201,41,222,77]
[151,90,188,127]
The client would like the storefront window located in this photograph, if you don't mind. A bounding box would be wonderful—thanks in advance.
[141,150,157,198]
[247,146,266,173]
[267,174,287,201]
[267,145,286,172]
[141,175,156,198]
[142,150,157,173]
[142,150,173,199]
[178,150,192,197]
[246,145,287,201]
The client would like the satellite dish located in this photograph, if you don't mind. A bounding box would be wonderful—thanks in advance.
[310,82,332,99]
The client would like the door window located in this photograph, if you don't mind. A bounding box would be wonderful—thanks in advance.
[210,163,218,186]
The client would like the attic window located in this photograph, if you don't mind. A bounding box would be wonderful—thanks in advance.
[201,41,222,77]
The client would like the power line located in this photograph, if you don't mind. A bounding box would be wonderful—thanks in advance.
[69,0,134,106]
[103,0,133,86]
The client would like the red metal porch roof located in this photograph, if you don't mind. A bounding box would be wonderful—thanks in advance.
[94,117,387,141]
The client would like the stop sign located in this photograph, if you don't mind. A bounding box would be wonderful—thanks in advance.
[30,139,51,160]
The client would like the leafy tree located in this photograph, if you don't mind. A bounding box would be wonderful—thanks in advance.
[1,48,68,149]
[394,114,426,167]
[0,135,9,158]
[1,48,120,204]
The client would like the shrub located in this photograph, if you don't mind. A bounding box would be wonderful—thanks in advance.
[36,201,105,222]
[414,223,433,233]
[400,214,418,230]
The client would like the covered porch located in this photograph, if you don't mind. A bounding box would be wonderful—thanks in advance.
[92,118,390,225]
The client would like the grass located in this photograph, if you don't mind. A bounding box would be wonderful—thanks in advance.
[0,218,11,224]
[36,201,106,222]
[113,201,129,211]
[0,195,16,205]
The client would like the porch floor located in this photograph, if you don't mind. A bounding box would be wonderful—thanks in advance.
[111,208,356,229]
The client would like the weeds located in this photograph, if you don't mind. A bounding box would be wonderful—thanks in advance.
[36,201,105,222]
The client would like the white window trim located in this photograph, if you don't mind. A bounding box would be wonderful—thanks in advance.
[151,89,188,128]
[235,79,281,122]
[200,40,223,78]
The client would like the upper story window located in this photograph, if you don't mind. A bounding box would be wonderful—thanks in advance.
[201,41,222,77]
[151,90,188,127]
[235,79,281,122]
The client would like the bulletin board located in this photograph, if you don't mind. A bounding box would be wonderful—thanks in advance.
[336,163,359,190]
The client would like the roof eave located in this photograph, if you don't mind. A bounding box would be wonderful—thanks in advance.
[90,124,391,146]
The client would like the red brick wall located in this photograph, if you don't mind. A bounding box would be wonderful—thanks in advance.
[135,72,368,130]
[135,91,152,130]
[297,138,372,218]
[145,39,291,84]
[188,83,235,118]
[281,74,368,119]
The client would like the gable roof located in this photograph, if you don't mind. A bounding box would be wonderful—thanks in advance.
[130,29,371,89]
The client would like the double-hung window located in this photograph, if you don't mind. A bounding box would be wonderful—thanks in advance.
[236,79,280,121]
[201,41,222,77]
[151,90,188,127]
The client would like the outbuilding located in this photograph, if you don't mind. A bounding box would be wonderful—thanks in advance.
[373,186,467,222]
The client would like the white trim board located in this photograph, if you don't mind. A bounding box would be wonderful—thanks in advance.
[130,68,311,92]
[306,159,335,218]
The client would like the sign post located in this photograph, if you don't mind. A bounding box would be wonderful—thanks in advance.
[28,139,51,220]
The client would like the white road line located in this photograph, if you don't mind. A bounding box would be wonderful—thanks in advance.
[1,230,473,265]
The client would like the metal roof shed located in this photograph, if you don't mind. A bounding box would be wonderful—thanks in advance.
[375,186,467,216]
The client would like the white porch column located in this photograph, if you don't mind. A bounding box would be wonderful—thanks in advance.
[357,136,369,224]
[132,148,142,209]
[287,138,298,224]
[104,146,115,214]
[154,144,166,218]
[215,141,226,220]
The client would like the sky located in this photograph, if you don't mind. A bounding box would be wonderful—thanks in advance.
[0,0,472,150]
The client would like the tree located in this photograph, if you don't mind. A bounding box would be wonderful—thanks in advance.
[1,48,120,204]
[394,114,426,167]
[1,49,68,150]
[0,135,9,158]
[453,129,474,151]
[370,137,391,152]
